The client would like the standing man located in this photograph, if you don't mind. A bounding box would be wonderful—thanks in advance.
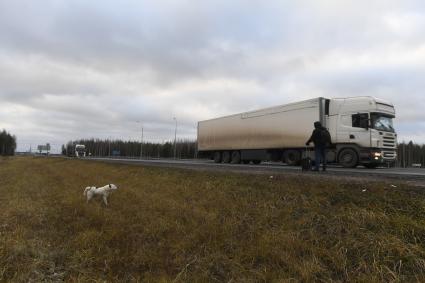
[306,121,331,171]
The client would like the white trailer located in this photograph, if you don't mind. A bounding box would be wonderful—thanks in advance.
[197,97,397,168]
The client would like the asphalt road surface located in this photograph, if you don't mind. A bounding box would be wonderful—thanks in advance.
[82,157,425,184]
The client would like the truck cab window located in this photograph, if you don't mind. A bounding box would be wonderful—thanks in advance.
[370,113,395,132]
[352,113,369,129]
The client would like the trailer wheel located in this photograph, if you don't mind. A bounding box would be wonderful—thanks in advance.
[222,151,231,163]
[231,151,241,164]
[242,160,250,164]
[213,151,222,163]
[253,160,261,165]
[284,150,301,166]
[338,148,359,168]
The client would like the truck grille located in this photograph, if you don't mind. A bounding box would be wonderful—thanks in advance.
[382,133,396,148]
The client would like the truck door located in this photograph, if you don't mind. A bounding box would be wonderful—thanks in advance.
[336,113,371,147]
[348,113,371,147]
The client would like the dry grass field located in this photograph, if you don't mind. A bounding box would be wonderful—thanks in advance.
[0,156,425,282]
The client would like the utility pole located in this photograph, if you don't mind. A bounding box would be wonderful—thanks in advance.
[141,127,143,159]
[108,138,111,157]
[137,121,143,159]
[403,143,406,168]
[173,117,177,159]
[194,125,198,159]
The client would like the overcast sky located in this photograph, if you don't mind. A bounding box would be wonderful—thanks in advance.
[1,0,424,152]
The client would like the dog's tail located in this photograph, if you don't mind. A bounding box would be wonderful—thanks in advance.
[83,186,91,196]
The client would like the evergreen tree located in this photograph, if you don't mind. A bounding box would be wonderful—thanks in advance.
[0,130,16,156]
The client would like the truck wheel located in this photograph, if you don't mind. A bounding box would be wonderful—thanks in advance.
[222,151,231,163]
[231,151,241,164]
[242,160,250,164]
[338,148,359,168]
[284,150,301,166]
[213,152,222,163]
[253,160,261,165]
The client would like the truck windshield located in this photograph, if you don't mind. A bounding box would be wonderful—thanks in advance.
[371,113,395,132]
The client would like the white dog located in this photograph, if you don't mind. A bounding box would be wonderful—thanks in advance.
[83,184,118,205]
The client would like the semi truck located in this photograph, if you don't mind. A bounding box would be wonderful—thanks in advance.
[197,97,397,168]
[75,144,86,157]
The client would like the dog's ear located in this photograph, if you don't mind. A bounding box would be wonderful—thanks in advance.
[109,184,111,188]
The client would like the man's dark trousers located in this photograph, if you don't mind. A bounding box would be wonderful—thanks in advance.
[314,144,327,171]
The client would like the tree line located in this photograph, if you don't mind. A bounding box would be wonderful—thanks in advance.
[62,138,197,159]
[396,141,425,167]
[0,130,16,156]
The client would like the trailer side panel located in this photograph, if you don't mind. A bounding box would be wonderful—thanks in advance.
[198,98,322,151]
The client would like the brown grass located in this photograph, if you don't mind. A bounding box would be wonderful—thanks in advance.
[0,156,425,282]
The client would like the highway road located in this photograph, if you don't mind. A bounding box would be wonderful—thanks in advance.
[83,157,425,184]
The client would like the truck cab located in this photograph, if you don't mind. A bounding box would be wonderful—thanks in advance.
[328,97,397,167]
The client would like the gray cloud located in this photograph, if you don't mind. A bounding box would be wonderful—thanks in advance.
[0,0,424,152]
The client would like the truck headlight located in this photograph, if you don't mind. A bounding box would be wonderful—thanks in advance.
[371,152,382,160]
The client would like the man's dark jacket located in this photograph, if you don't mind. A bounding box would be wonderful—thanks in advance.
[306,122,331,146]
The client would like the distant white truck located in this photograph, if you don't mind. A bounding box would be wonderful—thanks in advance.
[75,144,86,157]
[197,97,397,168]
